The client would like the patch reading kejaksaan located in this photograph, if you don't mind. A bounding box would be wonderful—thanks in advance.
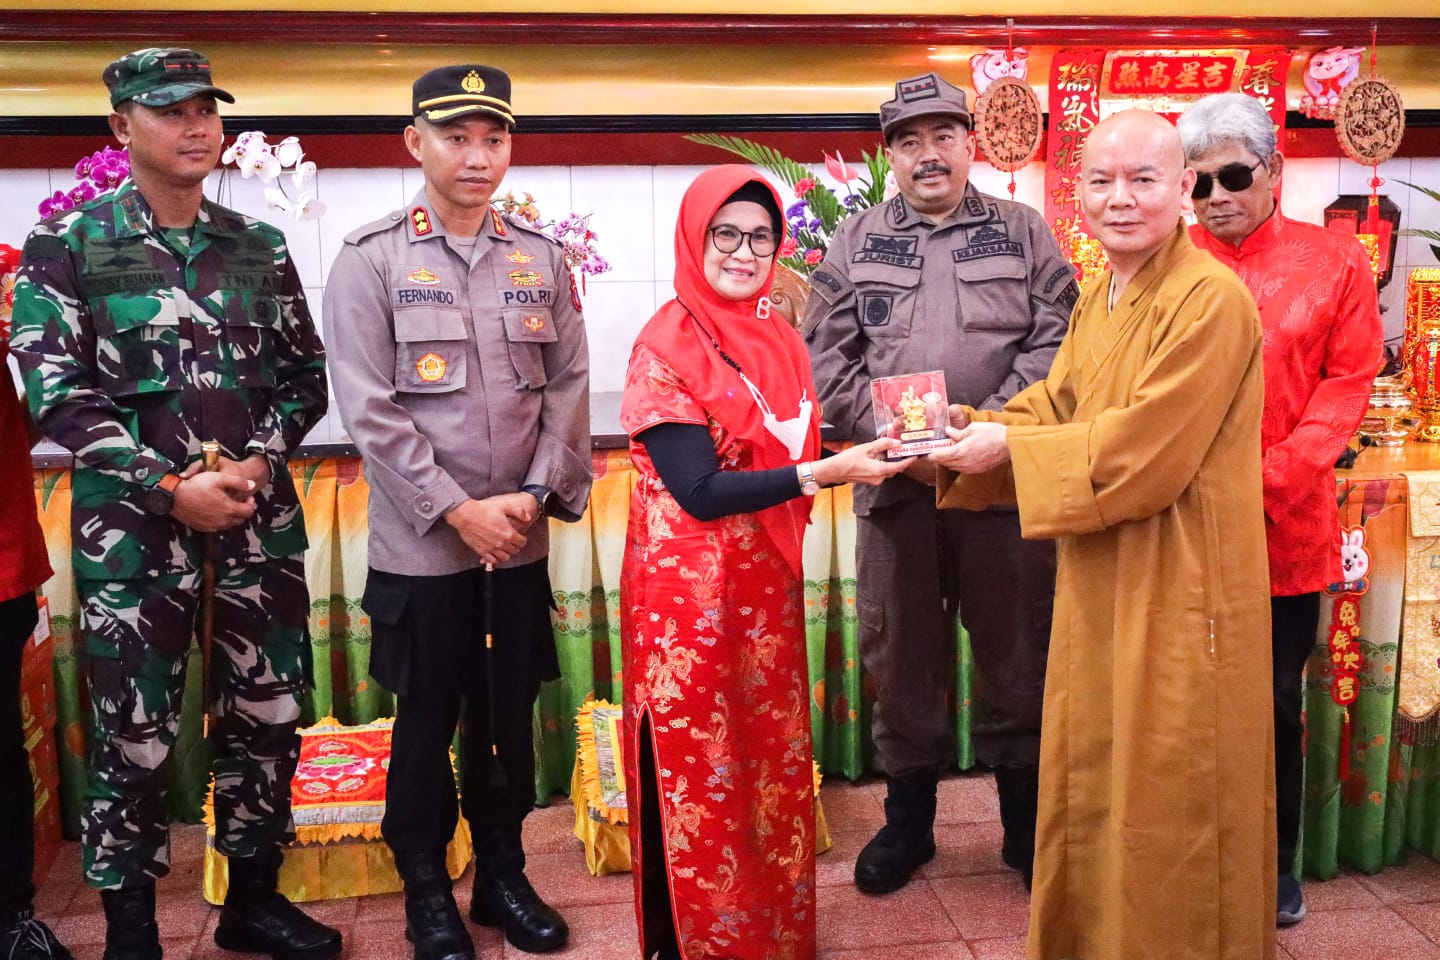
[953,221,1023,262]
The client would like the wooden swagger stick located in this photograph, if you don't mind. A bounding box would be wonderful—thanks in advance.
[200,439,221,736]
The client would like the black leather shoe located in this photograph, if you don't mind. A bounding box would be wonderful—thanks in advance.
[402,888,474,960]
[2,907,74,960]
[469,871,569,953]
[214,850,342,960]
[100,885,162,960]
[854,773,938,895]
[394,848,473,960]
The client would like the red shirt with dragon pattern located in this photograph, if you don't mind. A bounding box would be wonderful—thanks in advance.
[1192,211,1382,595]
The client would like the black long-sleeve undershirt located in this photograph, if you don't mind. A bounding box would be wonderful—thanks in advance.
[635,422,811,522]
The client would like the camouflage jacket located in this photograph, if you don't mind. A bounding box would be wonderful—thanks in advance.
[10,178,327,581]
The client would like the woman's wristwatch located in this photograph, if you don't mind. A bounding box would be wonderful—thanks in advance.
[797,461,820,496]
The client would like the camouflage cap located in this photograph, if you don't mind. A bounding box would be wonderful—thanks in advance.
[103,48,235,109]
[879,72,972,142]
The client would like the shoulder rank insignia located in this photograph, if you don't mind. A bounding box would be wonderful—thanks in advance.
[411,207,432,236]
[506,249,536,264]
[523,315,547,333]
[490,208,507,237]
[888,195,908,226]
[406,266,441,285]
[509,269,544,287]
[415,352,447,382]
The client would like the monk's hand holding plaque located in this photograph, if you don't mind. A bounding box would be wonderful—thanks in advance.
[870,370,950,460]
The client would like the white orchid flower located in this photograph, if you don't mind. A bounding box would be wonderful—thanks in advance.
[274,136,304,169]
[224,130,266,165]
[263,187,293,213]
[290,160,317,191]
[292,193,326,220]
[244,151,281,182]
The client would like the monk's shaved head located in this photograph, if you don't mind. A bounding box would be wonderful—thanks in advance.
[1083,109,1187,177]
[1078,109,1196,280]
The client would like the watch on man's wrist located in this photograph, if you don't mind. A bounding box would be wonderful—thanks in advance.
[797,462,820,496]
[522,484,556,518]
[143,473,183,516]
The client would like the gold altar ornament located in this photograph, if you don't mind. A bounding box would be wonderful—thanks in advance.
[1358,375,1412,446]
[1404,268,1440,441]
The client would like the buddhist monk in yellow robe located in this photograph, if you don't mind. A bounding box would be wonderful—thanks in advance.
[929,110,1275,960]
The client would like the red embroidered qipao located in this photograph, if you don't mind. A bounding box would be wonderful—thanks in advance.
[620,166,821,960]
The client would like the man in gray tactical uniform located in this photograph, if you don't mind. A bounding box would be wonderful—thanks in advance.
[10,48,338,960]
[804,72,1077,895]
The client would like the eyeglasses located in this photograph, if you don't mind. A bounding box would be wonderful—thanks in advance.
[1191,159,1266,200]
[709,225,779,258]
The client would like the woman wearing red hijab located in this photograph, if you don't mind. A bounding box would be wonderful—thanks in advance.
[619,166,902,960]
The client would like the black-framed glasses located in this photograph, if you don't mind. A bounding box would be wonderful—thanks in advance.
[709,225,779,257]
[1191,159,1266,200]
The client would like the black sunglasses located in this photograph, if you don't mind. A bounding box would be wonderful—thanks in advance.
[1191,159,1266,200]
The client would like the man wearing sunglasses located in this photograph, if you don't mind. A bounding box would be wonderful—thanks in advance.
[1178,92,1382,928]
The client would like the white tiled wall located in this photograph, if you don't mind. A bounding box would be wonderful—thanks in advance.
[7,156,1440,445]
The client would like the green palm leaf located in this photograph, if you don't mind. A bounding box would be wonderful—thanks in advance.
[685,133,844,230]
[1397,181,1440,262]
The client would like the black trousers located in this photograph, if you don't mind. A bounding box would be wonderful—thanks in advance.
[0,592,40,913]
[1273,592,1321,876]
[370,563,555,869]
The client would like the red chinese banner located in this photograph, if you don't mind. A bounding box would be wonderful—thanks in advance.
[1045,47,1293,286]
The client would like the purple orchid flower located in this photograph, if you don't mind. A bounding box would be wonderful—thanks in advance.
[38,190,73,219]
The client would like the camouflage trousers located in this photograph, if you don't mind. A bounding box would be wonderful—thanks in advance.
[77,557,309,890]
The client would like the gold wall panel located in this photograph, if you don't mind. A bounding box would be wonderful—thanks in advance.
[5,41,1440,116]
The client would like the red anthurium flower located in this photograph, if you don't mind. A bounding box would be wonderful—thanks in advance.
[824,151,860,184]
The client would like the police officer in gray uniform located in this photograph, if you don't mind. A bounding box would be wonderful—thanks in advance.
[323,65,590,958]
[804,73,1077,894]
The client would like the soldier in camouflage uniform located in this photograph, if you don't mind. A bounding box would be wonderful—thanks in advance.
[9,48,340,960]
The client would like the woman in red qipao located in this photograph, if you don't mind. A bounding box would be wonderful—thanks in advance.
[619,166,903,960]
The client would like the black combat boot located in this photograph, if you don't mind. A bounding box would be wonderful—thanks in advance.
[394,849,473,960]
[100,884,161,960]
[469,832,567,953]
[994,766,1039,891]
[1,906,72,960]
[854,772,939,895]
[214,848,342,960]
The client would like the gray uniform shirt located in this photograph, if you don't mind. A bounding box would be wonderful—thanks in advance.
[323,190,591,575]
[803,184,1077,514]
